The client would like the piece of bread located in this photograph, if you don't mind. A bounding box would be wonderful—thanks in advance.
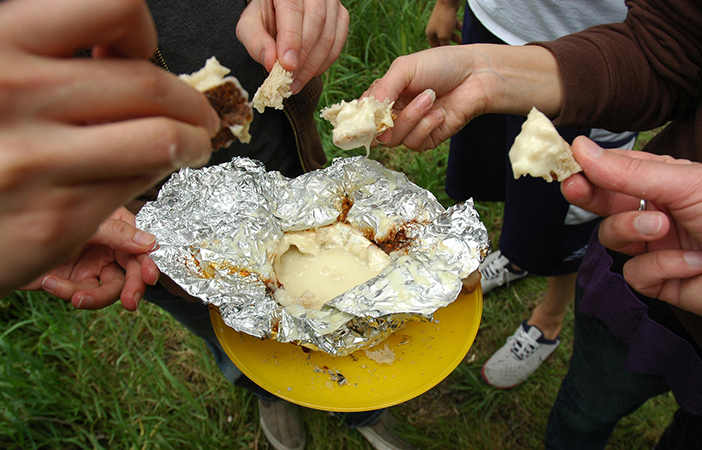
[461,269,482,295]
[179,57,253,149]
[252,61,293,114]
[320,95,396,154]
[509,107,582,182]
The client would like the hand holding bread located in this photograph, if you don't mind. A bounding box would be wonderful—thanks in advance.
[0,0,219,294]
[237,0,349,94]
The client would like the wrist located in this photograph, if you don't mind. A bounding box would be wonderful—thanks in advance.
[469,44,563,118]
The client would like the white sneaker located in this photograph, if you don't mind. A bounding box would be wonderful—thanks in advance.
[479,250,528,294]
[481,321,560,389]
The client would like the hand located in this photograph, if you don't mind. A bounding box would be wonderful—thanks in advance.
[425,0,462,48]
[366,44,562,151]
[562,137,702,314]
[20,208,160,311]
[236,0,349,94]
[0,0,221,295]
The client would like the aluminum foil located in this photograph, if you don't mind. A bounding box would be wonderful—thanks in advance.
[136,156,490,356]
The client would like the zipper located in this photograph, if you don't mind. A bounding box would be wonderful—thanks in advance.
[282,100,307,173]
[153,46,170,72]
[261,66,307,173]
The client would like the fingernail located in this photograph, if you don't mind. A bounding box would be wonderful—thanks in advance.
[207,108,221,137]
[416,89,436,110]
[260,49,266,66]
[431,108,446,121]
[634,213,662,236]
[290,79,302,95]
[283,50,298,69]
[683,252,702,268]
[134,230,156,248]
[376,130,391,144]
[76,295,94,309]
[134,293,142,309]
[42,276,58,292]
[582,138,603,158]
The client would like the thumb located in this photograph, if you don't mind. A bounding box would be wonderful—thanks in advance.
[87,219,156,255]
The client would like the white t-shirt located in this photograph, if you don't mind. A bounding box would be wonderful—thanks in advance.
[468,0,628,45]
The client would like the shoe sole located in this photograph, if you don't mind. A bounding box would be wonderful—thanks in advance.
[480,364,523,390]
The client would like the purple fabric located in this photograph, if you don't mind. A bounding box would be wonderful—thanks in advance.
[577,230,702,414]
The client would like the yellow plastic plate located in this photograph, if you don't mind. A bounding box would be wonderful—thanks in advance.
[210,287,482,412]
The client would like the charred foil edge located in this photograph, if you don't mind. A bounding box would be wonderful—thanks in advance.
[335,195,419,254]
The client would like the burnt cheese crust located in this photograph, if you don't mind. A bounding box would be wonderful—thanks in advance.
[205,81,253,151]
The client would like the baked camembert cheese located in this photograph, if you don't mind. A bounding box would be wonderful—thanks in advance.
[179,57,253,149]
[272,222,391,311]
[320,95,395,154]
[509,107,582,182]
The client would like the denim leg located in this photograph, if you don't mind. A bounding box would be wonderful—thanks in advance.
[654,408,702,449]
[337,409,386,429]
[144,286,278,401]
[545,284,671,449]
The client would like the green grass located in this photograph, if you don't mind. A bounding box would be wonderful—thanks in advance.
[0,0,677,448]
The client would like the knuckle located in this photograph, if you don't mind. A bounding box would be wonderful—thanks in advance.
[149,118,183,161]
[279,0,304,15]
[132,64,173,109]
[0,140,43,193]
[108,0,145,22]
[149,118,209,168]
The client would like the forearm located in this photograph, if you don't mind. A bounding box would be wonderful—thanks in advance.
[463,44,564,118]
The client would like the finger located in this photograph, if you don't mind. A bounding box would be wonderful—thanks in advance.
[400,108,447,151]
[381,89,437,148]
[236,2,278,70]
[20,58,220,135]
[138,254,160,286]
[87,218,156,255]
[571,137,702,207]
[451,30,462,45]
[117,253,147,311]
[274,0,309,73]
[71,262,125,310]
[25,118,213,185]
[427,33,440,48]
[39,274,98,301]
[1,0,156,58]
[597,211,670,255]
[623,251,702,312]
[366,54,420,108]
[289,3,348,93]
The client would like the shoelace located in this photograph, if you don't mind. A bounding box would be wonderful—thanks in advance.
[508,327,540,361]
[481,255,509,281]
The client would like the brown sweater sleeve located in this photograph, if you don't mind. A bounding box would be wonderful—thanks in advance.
[533,0,702,135]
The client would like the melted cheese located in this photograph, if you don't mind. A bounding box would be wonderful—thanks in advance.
[273,223,390,310]
[179,57,246,93]
[320,96,394,155]
[332,100,379,152]
[509,107,582,182]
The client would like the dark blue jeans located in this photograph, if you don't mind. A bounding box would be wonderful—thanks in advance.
[145,285,384,428]
[545,285,702,449]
